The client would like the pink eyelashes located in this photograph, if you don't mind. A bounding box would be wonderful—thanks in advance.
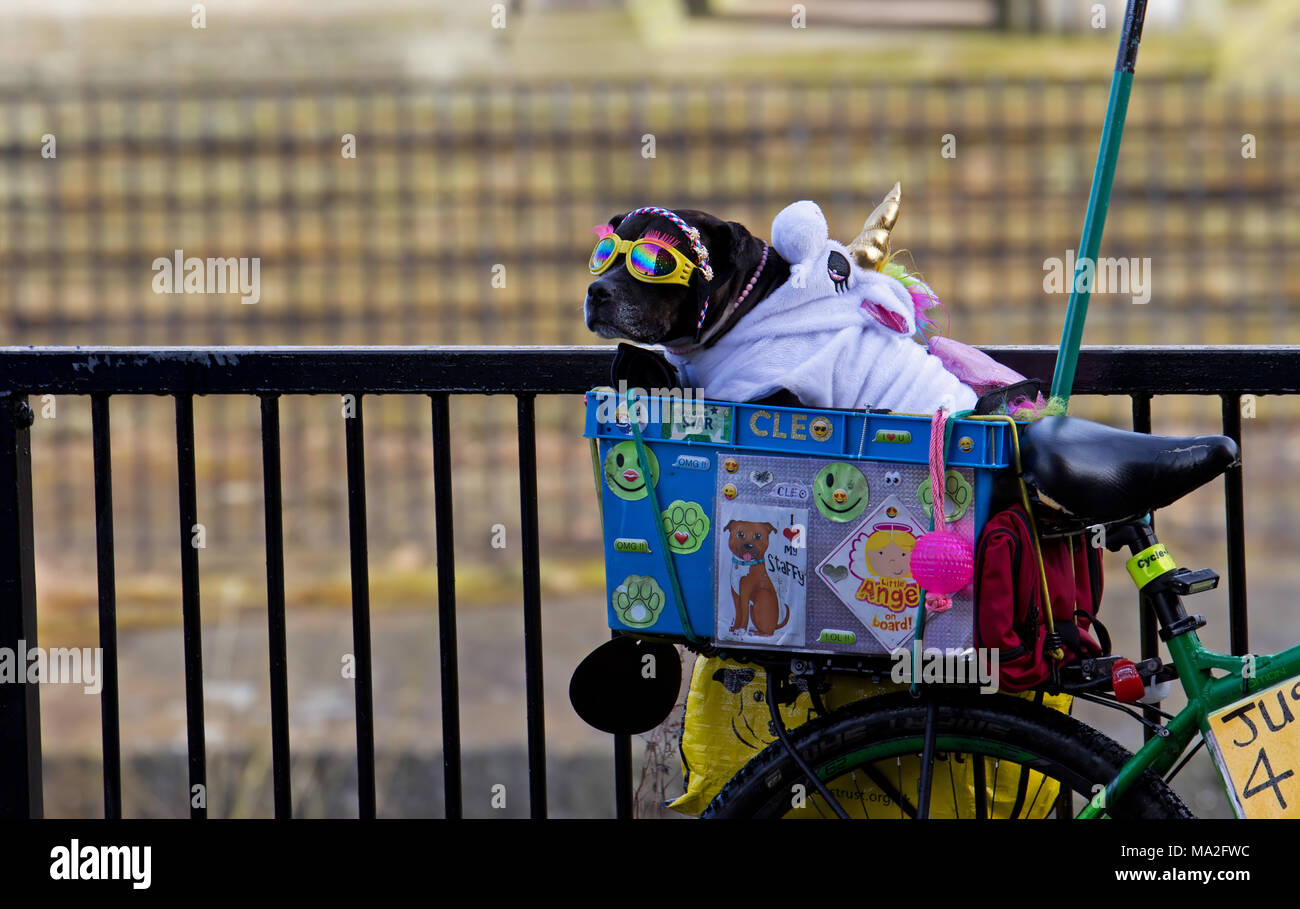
[590,224,615,239]
[642,230,679,248]
[622,207,713,283]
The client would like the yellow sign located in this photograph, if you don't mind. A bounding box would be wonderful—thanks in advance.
[1205,679,1300,818]
[1125,543,1175,589]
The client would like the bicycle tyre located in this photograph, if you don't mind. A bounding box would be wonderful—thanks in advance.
[701,690,1194,819]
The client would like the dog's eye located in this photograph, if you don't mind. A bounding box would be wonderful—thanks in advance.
[827,251,851,293]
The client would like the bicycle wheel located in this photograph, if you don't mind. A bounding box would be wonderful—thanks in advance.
[701,690,1193,819]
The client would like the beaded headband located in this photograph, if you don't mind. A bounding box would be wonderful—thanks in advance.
[621,206,714,284]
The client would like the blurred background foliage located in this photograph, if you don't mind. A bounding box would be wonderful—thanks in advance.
[0,0,1296,817]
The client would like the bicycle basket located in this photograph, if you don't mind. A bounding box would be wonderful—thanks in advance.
[584,388,1016,658]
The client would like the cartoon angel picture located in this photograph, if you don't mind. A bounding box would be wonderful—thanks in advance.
[861,522,917,579]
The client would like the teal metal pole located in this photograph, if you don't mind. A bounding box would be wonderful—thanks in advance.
[1050,0,1148,404]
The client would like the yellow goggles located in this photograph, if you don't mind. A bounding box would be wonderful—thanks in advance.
[588,235,698,287]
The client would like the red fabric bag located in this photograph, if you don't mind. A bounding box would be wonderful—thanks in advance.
[974,504,1106,691]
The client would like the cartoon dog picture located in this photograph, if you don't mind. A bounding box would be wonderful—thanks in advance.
[724,519,790,636]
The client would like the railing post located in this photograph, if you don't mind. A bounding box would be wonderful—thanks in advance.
[516,393,548,818]
[1220,394,1249,654]
[0,393,42,818]
[1131,394,1160,742]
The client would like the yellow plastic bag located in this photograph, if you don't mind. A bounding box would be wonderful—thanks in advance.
[668,654,1072,818]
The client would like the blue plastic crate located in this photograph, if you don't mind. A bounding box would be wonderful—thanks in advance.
[584,389,1015,657]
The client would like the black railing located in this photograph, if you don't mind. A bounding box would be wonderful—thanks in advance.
[0,344,1296,819]
[5,75,1295,579]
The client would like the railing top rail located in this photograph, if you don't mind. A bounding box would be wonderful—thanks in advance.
[0,74,1216,100]
[0,346,1295,397]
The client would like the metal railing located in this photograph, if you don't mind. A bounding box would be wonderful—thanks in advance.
[5,74,1296,573]
[1,344,1296,819]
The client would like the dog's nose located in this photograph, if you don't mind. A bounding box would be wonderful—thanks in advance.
[584,284,611,329]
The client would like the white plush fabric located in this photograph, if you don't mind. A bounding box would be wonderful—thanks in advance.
[666,200,977,414]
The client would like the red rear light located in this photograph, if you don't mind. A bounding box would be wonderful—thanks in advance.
[1111,658,1145,703]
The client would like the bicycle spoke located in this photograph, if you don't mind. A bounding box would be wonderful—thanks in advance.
[1008,758,1031,818]
[896,757,905,819]
[1055,788,1074,820]
[733,692,1193,820]
[973,756,988,819]
[916,698,939,819]
[810,790,830,819]
[992,758,1001,811]
[860,761,916,819]
[850,769,868,819]
[948,754,960,819]
[1025,770,1049,818]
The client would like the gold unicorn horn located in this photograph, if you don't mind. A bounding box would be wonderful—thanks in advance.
[847,182,902,270]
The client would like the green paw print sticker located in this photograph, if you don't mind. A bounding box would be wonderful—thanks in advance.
[661,500,709,555]
[918,469,974,523]
[612,575,666,628]
[603,441,660,501]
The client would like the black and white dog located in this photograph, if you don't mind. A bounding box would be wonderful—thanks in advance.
[584,194,1015,413]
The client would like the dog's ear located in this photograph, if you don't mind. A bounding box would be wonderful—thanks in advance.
[607,212,628,231]
[687,217,760,341]
[763,522,777,535]
[697,219,755,280]
[723,520,736,531]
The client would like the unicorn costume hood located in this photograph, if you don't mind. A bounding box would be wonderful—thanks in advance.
[665,188,979,415]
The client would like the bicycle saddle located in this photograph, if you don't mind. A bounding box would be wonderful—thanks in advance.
[1019,416,1239,524]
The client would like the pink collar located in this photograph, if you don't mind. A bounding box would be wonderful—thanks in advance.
[665,242,769,356]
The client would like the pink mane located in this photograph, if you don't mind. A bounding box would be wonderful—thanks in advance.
[907,282,946,336]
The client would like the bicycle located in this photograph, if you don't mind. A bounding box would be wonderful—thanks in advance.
[577,0,1298,820]
[698,414,1300,819]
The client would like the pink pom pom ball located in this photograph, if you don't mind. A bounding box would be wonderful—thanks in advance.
[910,529,973,595]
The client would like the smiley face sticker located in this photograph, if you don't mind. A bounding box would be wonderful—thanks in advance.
[722,483,738,500]
[603,441,660,501]
[723,457,739,474]
[813,462,869,522]
[809,417,833,442]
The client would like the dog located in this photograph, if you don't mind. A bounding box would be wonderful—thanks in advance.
[584,193,987,414]
[723,519,789,636]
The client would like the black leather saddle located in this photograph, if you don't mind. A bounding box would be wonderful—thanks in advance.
[1019,416,1239,526]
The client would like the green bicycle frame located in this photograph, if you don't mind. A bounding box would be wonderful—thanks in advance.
[1078,555,1300,818]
